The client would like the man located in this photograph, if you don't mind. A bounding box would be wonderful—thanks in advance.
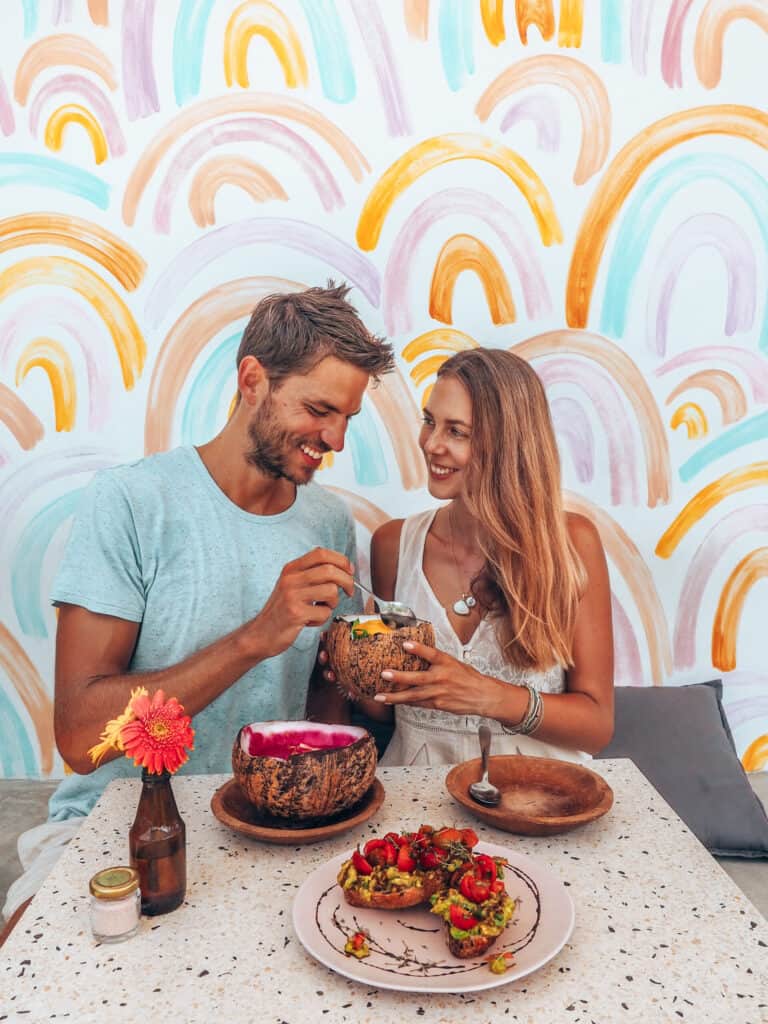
[2,282,394,926]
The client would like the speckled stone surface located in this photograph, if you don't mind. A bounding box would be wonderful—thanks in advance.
[1,760,766,1024]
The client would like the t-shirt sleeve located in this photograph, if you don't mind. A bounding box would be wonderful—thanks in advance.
[51,470,145,622]
[335,508,363,619]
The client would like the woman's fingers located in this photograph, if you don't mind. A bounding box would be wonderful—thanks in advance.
[402,640,439,661]
[375,685,437,704]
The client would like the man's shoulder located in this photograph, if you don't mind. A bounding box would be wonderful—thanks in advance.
[303,483,355,526]
[94,448,197,499]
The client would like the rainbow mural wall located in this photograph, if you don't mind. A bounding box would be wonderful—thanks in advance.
[0,0,767,780]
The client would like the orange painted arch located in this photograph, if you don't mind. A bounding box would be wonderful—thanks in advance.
[656,462,768,558]
[665,369,747,425]
[356,134,563,251]
[0,383,44,450]
[189,156,287,227]
[476,55,611,184]
[515,0,555,43]
[404,0,429,39]
[224,1,309,90]
[429,234,516,325]
[712,547,768,670]
[566,105,768,328]
[0,214,146,290]
[695,1,768,89]
[0,622,54,774]
[122,94,369,226]
[14,33,117,104]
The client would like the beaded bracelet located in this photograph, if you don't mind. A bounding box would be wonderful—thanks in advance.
[501,683,543,736]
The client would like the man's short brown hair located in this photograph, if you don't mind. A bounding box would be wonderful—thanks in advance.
[237,281,394,386]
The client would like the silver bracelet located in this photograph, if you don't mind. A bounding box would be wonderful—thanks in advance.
[501,683,540,735]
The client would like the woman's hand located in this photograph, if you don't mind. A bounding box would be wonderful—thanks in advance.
[375,640,511,719]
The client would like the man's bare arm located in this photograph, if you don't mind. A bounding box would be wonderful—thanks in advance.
[55,547,355,773]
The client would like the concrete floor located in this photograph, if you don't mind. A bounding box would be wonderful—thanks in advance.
[2,777,768,920]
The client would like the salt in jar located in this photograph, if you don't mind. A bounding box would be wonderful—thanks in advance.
[89,866,141,942]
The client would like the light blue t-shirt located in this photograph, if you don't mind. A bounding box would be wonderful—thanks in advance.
[48,446,361,820]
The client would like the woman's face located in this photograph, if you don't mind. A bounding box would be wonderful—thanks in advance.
[419,375,473,498]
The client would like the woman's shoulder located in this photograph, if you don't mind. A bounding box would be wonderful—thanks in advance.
[565,511,602,551]
[371,517,405,553]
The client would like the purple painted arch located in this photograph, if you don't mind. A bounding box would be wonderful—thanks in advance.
[29,73,126,156]
[382,187,551,336]
[152,117,345,233]
[550,395,594,483]
[537,358,640,506]
[647,213,757,357]
[144,218,381,328]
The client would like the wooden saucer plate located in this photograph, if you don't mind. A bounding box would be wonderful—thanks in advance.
[445,755,613,836]
[210,777,386,845]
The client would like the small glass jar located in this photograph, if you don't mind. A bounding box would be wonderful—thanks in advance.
[89,866,141,943]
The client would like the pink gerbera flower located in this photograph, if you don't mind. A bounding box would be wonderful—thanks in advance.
[119,689,195,775]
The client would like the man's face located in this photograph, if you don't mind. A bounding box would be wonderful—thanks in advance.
[245,356,369,485]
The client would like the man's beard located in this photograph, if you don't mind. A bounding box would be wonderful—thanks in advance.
[245,394,325,486]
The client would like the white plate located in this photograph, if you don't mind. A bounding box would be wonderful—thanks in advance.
[292,841,575,993]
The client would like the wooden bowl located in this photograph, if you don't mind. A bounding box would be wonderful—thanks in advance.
[445,755,613,836]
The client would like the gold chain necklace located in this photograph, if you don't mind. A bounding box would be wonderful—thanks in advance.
[448,505,477,617]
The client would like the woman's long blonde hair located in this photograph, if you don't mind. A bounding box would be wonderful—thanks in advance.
[437,348,586,669]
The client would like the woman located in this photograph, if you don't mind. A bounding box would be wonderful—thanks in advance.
[362,347,613,766]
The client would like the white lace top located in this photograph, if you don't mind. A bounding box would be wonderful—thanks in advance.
[379,509,590,766]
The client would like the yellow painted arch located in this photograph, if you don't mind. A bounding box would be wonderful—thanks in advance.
[44,103,109,164]
[356,133,563,251]
[558,0,584,48]
[189,156,287,227]
[481,0,506,45]
[656,462,768,558]
[0,214,146,290]
[402,328,479,362]
[712,547,768,670]
[429,234,516,325]
[14,33,117,104]
[670,402,708,440]
[566,105,768,328]
[476,55,611,183]
[742,732,768,772]
[0,257,145,390]
[16,337,77,432]
[13,338,75,432]
[224,0,309,89]
[695,1,768,89]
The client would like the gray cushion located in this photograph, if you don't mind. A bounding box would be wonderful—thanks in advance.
[596,681,768,858]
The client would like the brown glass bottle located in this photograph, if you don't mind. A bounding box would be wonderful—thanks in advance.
[129,768,186,916]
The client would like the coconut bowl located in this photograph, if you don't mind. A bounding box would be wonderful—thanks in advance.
[325,614,435,699]
[232,720,377,823]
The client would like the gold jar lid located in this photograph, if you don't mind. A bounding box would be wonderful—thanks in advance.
[89,866,139,900]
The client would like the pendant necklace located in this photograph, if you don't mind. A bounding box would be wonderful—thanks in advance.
[448,505,477,617]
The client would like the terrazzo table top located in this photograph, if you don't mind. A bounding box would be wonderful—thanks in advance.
[2,759,767,1024]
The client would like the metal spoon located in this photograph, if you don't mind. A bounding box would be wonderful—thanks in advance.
[352,580,419,628]
[468,724,501,806]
